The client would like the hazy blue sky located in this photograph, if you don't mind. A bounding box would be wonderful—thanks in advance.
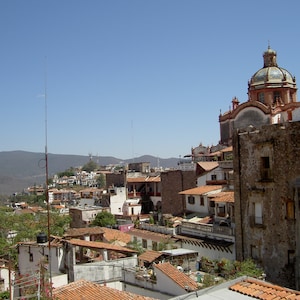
[1,0,300,159]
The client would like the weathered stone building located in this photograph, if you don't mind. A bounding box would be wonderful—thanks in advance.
[233,121,300,289]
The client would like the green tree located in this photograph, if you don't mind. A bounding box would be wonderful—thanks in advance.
[57,167,75,178]
[127,240,145,255]
[90,211,116,227]
[96,173,106,188]
[82,160,98,172]
[234,258,263,278]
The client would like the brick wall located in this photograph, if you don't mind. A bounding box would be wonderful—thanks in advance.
[161,170,196,216]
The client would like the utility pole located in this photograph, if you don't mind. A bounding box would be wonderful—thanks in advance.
[44,59,53,298]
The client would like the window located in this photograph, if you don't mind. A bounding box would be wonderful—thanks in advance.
[273,91,281,103]
[142,239,147,249]
[258,92,265,103]
[188,196,195,204]
[152,241,157,251]
[286,201,295,220]
[200,196,204,206]
[261,156,271,180]
[217,204,225,217]
[251,245,260,260]
[288,250,295,265]
[254,202,263,224]
[211,174,217,181]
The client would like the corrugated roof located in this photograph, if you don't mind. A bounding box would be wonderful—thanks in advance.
[53,279,157,300]
[127,176,160,183]
[154,262,198,291]
[179,185,222,195]
[208,191,234,203]
[229,278,300,299]
[67,238,137,253]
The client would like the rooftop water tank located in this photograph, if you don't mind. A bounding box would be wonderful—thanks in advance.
[37,232,48,244]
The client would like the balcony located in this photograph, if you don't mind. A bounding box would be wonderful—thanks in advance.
[179,221,235,240]
[218,160,233,169]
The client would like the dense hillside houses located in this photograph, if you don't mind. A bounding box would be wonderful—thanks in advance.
[2,46,300,298]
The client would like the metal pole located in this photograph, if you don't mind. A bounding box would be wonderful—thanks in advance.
[44,60,52,298]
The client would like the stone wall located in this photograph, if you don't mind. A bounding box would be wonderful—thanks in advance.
[233,121,300,289]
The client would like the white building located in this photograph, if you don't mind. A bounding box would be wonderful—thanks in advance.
[109,186,127,215]
[179,185,222,215]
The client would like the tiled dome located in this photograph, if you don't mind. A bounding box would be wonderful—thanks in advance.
[250,46,295,87]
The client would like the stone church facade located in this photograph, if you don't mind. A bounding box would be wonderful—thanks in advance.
[228,46,300,289]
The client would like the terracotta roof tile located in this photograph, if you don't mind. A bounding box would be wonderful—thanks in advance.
[197,161,219,171]
[64,227,105,238]
[154,262,198,291]
[138,250,164,263]
[220,146,233,152]
[208,191,234,203]
[229,278,300,299]
[53,279,157,300]
[179,185,222,195]
[101,227,132,244]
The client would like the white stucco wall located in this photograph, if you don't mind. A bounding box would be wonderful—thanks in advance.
[18,244,64,276]
[110,187,127,215]
[154,266,186,296]
[197,167,223,187]
[73,257,138,282]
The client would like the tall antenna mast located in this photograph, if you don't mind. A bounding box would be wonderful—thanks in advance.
[44,58,53,297]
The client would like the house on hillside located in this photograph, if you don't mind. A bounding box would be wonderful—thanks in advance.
[179,185,223,215]
[16,233,138,298]
[128,228,180,251]
[176,188,235,260]
[69,206,108,228]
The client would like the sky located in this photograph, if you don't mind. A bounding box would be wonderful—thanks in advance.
[1,0,300,160]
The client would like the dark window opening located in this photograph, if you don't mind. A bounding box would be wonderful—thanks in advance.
[188,196,195,204]
[261,157,271,180]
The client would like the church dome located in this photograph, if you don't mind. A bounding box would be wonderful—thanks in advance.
[249,46,295,88]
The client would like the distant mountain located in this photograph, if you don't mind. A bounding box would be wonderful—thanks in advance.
[0,151,179,195]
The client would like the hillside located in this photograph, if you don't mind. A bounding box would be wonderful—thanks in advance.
[0,151,179,195]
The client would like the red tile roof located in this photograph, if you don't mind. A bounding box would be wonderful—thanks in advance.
[197,161,219,171]
[64,227,105,238]
[208,191,234,203]
[53,279,157,300]
[154,262,198,291]
[179,185,222,195]
[229,278,300,299]
[101,227,132,244]
[138,250,164,263]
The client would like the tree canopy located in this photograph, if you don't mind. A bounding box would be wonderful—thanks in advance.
[82,160,98,172]
[90,211,116,227]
